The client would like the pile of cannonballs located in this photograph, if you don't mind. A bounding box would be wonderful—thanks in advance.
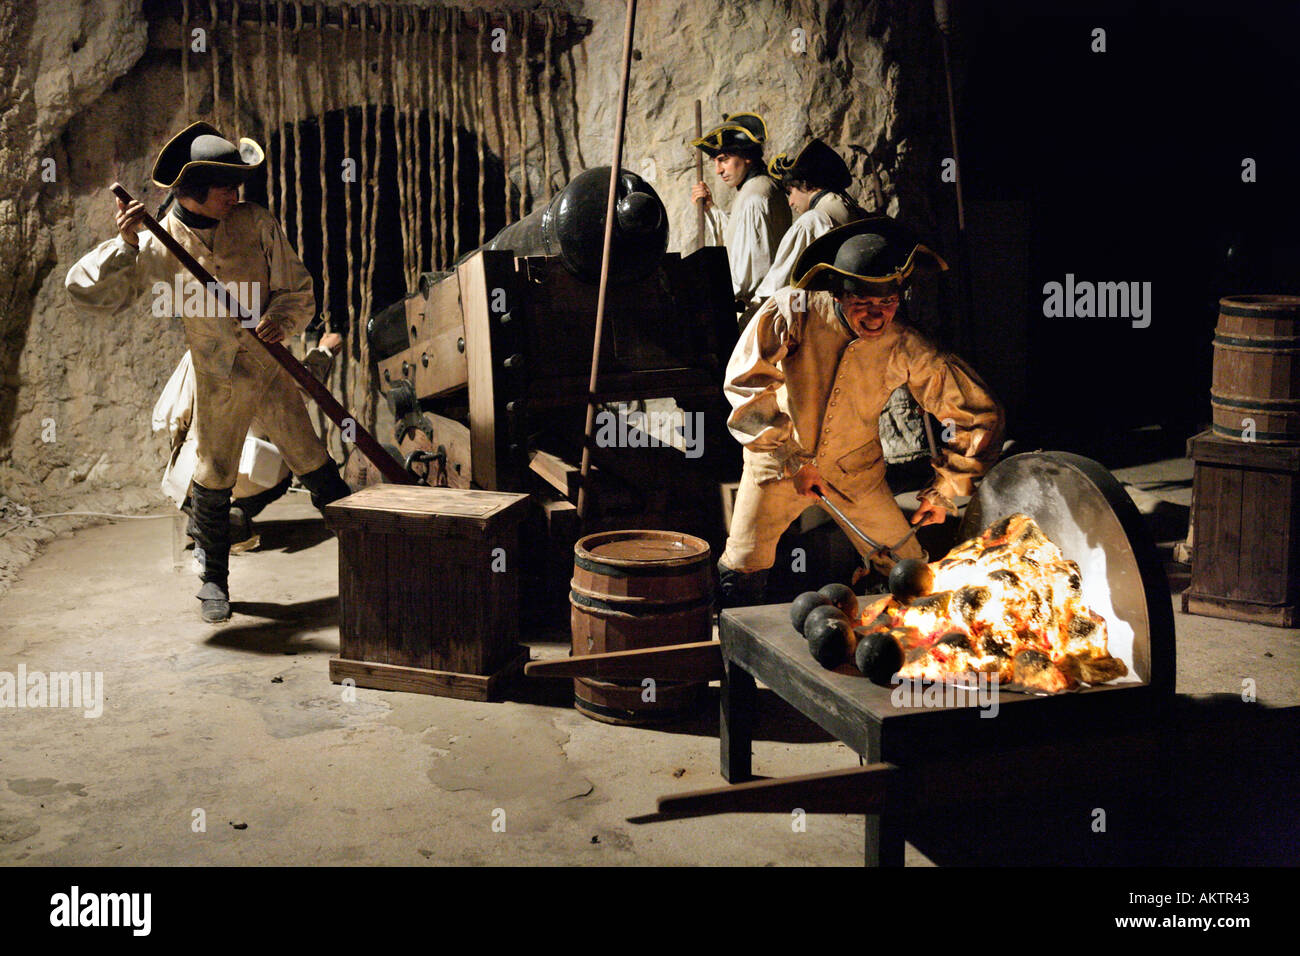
[789,558,934,685]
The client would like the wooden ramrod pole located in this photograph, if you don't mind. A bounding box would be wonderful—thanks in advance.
[575,0,639,522]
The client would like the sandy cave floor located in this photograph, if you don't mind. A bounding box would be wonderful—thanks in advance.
[0,458,1297,866]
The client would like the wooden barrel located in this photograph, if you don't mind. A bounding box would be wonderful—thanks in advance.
[570,530,712,725]
[1211,295,1300,444]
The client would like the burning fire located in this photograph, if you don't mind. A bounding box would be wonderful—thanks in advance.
[860,514,1128,693]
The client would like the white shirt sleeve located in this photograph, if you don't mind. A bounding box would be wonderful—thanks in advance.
[727,191,785,303]
[752,208,835,304]
[65,234,172,316]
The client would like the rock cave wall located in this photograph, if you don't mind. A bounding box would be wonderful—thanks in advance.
[0,0,949,586]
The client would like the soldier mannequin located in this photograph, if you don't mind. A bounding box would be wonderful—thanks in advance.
[690,112,792,322]
[754,138,866,303]
[66,122,351,623]
[716,218,1005,607]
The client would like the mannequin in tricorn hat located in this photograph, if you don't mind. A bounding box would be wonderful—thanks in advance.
[66,122,351,624]
[691,112,792,323]
[753,137,866,305]
[716,218,1005,607]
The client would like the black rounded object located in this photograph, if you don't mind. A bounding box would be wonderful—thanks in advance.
[854,629,903,685]
[485,167,669,285]
[817,582,859,621]
[888,557,934,601]
[806,614,852,669]
[789,591,832,633]
[802,603,849,641]
[366,294,416,363]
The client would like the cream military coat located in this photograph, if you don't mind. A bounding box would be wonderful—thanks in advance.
[720,288,1004,573]
[65,202,329,489]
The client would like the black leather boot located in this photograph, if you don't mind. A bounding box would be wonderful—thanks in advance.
[716,559,770,610]
[190,481,232,623]
[233,473,292,520]
[229,473,293,552]
[296,460,352,513]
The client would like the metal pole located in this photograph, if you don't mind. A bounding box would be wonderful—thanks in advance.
[576,0,638,522]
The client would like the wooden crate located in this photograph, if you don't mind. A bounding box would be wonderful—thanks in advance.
[324,485,532,700]
[1183,431,1300,626]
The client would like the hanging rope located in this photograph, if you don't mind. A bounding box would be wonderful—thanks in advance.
[432,6,446,270]
[316,0,330,335]
[401,7,417,286]
[291,0,305,254]
[361,3,387,432]
[518,8,530,215]
[501,10,514,225]
[209,0,220,125]
[450,10,460,261]
[543,8,554,200]
[353,3,371,424]
[341,4,356,340]
[259,0,275,221]
[276,0,290,234]
[229,0,240,135]
[417,7,430,276]
[408,7,423,283]
[389,5,408,287]
[337,3,355,442]
[181,0,191,117]
[476,9,487,245]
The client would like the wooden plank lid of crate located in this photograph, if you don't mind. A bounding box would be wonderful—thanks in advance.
[324,485,531,536]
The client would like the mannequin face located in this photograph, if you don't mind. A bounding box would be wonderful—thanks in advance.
[178,183,241,221]
[835,292,901,338]
[714,153,753,190]
[786,184,817,215]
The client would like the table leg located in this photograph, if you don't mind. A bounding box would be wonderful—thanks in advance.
[720,658,755,783]
[864,811,905,867]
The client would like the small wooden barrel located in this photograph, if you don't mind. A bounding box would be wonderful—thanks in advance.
[1211,295,1300,444]
[570,530,712,725]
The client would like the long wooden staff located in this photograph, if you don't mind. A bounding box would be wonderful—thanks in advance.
[694,99,704,249]
[575,0,638,521]
[110,182,412,485]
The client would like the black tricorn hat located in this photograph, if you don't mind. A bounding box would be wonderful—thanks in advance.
[767,138,853,192]
[692,112,768,158]
[792,217,948,293]
[151,121,265,190]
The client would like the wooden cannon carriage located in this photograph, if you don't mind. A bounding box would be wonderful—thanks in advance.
[354,169,743,619]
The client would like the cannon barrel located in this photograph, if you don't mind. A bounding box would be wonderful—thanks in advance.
[368,167,668,363]
[485,166,668,284]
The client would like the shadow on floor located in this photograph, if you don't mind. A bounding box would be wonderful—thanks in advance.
[246,518,333,555]
[208,596,341,655]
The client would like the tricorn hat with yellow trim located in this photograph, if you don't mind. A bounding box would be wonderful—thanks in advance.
[792,217,948,294]
[691,112,768,158]
[767,138,853,192]
[151,121,265,190]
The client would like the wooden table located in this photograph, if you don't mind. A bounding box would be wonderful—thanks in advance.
[717,603,1165,866]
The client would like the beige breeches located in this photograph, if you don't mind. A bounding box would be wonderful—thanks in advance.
[720,462,924,573]
[191,354,328,490]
